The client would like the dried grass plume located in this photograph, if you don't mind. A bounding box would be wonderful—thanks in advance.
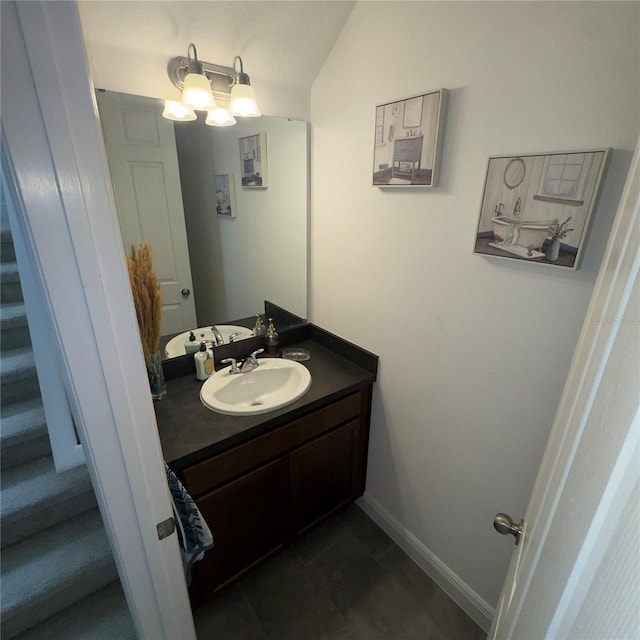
[127,243,162,365]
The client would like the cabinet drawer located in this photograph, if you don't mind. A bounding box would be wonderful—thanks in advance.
[183,392,362,496]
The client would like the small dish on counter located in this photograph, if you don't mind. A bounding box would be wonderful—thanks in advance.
[281,347,311,361]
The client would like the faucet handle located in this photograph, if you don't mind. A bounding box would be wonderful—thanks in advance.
[249,348,264,360]
[221,357,240,374]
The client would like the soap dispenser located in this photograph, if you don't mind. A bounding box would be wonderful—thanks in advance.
[253,314,267,337]
[264,318,280,357]
[184,331,199,354]
[194,341,214,380]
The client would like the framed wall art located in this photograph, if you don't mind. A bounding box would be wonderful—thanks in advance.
[239,133,268,188]
[215,173,237,217]
[372,88,448,188]
[473,148,611,269]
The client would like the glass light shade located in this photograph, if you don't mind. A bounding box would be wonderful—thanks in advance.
[229,83,261,117]
[162,100,197,121]
[181,72,216,110]
[205,107,236,127]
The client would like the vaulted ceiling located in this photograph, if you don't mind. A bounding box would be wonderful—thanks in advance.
[78,1,355,100]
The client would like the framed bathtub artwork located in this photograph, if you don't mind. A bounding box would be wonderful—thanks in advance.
[372,88,448,188]
[239,133,268,188]
[215,174,237,217]
[473,148,611,269]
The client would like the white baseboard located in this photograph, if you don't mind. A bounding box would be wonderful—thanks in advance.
[357,492,494,632]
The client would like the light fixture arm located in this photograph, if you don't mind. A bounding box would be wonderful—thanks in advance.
[232,55,251,86]
[186,43,204,75]
[167,55,234,95]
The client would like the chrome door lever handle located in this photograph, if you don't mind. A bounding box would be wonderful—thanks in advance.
[493,513,523,545]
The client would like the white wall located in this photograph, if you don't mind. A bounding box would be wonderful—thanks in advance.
[310,0,639,621]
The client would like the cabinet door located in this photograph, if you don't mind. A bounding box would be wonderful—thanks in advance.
[290,421,356,535]
[195,456,289,597]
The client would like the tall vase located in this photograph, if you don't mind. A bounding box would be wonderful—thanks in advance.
[147,350,167,400]
[545,237,560,262]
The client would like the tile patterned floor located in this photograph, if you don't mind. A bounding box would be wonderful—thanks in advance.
[193,503,486,639]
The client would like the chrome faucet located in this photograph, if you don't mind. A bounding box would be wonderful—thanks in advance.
[221,348,264,375]
[240,349,264,373]
[211,325,224,346]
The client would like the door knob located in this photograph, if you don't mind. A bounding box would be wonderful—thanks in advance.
[181,288,191,298]
[493,513,523,545]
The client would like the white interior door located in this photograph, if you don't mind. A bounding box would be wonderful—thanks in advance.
[96,90,197,336]
[490,142,640,639]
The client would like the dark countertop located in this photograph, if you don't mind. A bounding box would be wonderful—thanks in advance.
[155,337,377,471]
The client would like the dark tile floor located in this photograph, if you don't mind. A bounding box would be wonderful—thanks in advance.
[193,503,486,639]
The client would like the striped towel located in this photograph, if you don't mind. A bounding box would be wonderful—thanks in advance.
[165,463,214,584]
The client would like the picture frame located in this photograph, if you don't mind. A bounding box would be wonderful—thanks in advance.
[372,88,448,188]
[239,133,268,188]
[473,149,611,269]
[215,173,237,217]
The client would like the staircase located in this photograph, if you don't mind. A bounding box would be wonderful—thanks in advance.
[0,206,137,639]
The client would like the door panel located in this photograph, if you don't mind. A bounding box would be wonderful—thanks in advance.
[195,456,289,596]
[490,142,639,638]
[96,91,197,336]
[290,421,355,534]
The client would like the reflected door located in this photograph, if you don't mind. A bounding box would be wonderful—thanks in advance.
[96,91,197,335]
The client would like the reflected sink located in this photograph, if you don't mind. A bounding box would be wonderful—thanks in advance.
[164,325,254,358]
[200,358,311,416]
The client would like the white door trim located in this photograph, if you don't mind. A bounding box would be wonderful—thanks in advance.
[2,2,196,637]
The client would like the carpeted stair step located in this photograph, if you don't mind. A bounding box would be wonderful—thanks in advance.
[1,398,51,469]
[1,261,23,304]
[1,301,31,351]
[0,346,40,406]
[14,580,136,640]
[1,455,96,548]
[1,508,119,639]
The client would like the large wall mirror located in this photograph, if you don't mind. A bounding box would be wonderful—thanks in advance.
[96,90,308,359]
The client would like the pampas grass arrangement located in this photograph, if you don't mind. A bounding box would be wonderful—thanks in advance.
[126,243,162,366]
[127,243,165,398]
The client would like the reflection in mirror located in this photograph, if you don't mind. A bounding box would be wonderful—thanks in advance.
[96,90,308,358]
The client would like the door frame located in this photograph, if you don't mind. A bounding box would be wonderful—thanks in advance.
[1,2,196,638]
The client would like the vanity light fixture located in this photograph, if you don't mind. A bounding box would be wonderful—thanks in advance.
[181,43,216,110]
[164,43,260,126]
[162,100,197,122]
[205,96,237,127]
[229,56,261,118]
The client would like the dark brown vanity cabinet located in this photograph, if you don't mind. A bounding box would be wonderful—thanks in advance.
[290,420,355,535]
[194,456,289,597]
[181,387,372,601]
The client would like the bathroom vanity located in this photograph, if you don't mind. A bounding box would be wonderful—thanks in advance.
[155,325,377,602]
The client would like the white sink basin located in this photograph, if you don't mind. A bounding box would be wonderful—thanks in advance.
[200,358,311,416]
[164,325,254,358]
